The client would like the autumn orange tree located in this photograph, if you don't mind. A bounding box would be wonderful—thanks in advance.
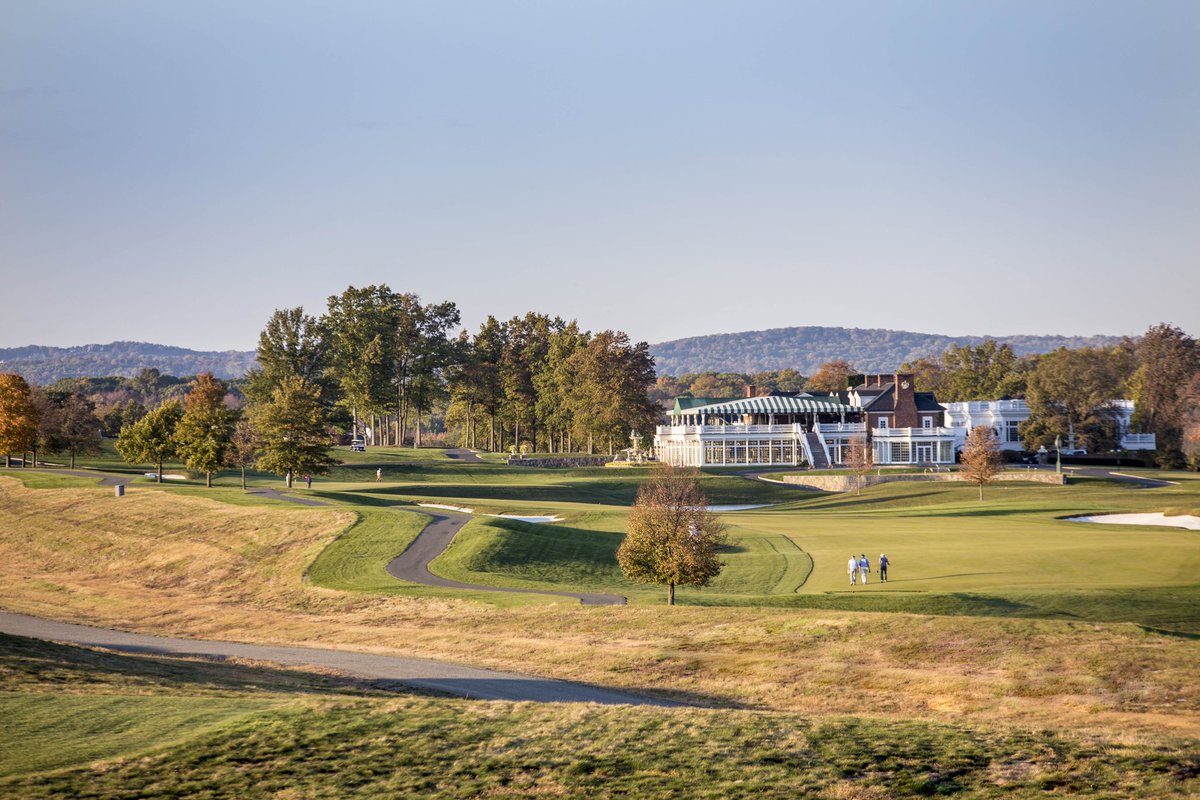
[617,464,726,605]
[961,425,1003,500]
[0,373,40,468]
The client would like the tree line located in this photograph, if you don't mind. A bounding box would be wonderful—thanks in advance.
[0,284,660,484]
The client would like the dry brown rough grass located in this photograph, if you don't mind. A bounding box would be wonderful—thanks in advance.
[1,476,1197,742]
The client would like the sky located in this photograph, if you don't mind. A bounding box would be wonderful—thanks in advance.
[1,0,1198,351]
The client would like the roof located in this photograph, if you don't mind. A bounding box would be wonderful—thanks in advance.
[684,394,854,416]
[914,392,943,412]
[672,397,725,414]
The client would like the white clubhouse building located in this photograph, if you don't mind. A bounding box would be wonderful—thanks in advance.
[655,373,957,468]
[655,375,1155,469]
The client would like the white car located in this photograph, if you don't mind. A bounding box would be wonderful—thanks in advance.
[349,439,365,452]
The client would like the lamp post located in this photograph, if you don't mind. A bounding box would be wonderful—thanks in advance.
[1054,434,1062,474]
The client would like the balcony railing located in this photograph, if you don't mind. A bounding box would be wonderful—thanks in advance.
[872,426,958,438]
[815,422,866,434]
[1120,433,1156,450]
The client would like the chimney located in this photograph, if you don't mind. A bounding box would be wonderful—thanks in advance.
[744,384,755,398]
[892,372,918,427]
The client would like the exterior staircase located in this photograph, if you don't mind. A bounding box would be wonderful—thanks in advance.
[804,432,830,469]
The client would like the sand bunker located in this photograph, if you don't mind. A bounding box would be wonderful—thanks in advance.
[1066,512,1200,530]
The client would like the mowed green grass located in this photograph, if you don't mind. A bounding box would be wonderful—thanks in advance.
[2,634,1196,799]
[306,464,1200,630]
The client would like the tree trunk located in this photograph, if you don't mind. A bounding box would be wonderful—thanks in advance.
[489,412,495,452]
[414,406,422,448]
[668,581,675,606]
[156,460,163,483]
[4,453,10,468]
[70,448,76,469]
[286,471,293,489]
[979,482,984,501]
[206,471,212,488]
[30,447,36,468]
[241,466,247,491]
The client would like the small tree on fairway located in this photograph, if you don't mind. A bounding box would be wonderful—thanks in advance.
[961,425,1003,500]
[225,417,261,491]
[844,438,874,495]
[617,464,726,605]
[174,373,234,488]
[250,376,337,488]
[0,374,40,468]
[117,401,183,483]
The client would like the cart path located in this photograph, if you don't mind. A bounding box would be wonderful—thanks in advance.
[11,468,139,487]
[444,448,484,462]
[245,487,333,506]
[0,611,674,706]
[387,509,627,606]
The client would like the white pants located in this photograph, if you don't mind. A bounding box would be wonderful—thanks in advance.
[860,569,868,584]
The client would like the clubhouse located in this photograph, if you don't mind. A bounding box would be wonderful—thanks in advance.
[654,373,955,468]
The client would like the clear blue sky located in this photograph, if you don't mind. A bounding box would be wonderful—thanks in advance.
[2,0,1197,351]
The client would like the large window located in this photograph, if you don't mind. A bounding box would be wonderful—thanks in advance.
[1006,420,1021,443]
[889,441,911,463]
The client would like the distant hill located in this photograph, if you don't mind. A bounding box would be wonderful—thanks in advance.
[0,342,258,385]
[649,327,1125,376]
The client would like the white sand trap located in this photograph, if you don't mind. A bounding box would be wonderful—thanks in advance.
[143,473,188,481]
[709,504,772,512]
[417,503,474,514]
[1067,512,1200,530]
[416,503,561,523]
[485,514,563,523]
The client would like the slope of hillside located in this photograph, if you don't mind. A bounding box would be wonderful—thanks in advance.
[0,342,257,384]
[649,327,1124,375]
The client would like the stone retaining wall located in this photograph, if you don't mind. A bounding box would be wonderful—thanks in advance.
[506,456,614,468]
[774,471,1067,492]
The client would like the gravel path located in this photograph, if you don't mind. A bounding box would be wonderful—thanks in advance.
[388,509,627,606]
[0,611,674,705]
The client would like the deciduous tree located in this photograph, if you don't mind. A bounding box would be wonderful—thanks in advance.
[116,401,183,483]
[617,465,726,605]
[1021,348,1123,453]
[174,373,234,487]
[806,359,854,392]
[0,374,39,468]
[60,392,102,469]
[845,438,874,495]
[1130,323,1199,468]
[250,376,337,488]
[961,425,1003,501]
[225,417,261,490]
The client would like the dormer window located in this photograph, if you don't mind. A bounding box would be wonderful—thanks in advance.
[922,416,933,429]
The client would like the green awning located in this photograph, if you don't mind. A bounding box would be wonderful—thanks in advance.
[685,395,855,416]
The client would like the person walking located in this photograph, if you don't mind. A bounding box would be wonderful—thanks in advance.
[847,554,858,587]
[376,467,382,482]
[304,475,312,490]
[859,553,870,585]
[879,553,889,582]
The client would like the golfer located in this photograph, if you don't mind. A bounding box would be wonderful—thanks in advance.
[859,554,870,585]
[847,555,858,586]
[879,553,889,582]
[376,467,382,482]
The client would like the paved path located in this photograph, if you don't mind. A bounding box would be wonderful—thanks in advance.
[0,611,673,705]
[1064,467,1176,488]
[8,468,139,487]
[444,448,484,462]
[245,487,332,506]
[388,509,627,606]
